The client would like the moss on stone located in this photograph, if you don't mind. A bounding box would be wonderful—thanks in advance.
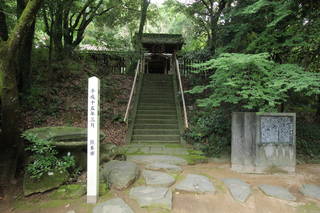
[182,154,208,165]
[23,126,106,148]
[99,183,109,196]
[49,184,86,199]
[23,170,69,196]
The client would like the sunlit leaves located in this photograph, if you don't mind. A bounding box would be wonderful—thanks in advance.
[188,53,320,111]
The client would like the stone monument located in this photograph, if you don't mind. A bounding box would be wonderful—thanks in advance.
[231,112,296,173]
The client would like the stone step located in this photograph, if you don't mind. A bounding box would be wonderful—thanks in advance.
[127,155,188,165]
[138,104,176,108]
[137,106,176,110]
[139,101,175,105]
[132,134,180,141]
[143,78,172,81]
[140,94,174,98]
[142,85,172,87]
[137,110,176,115]
[139,98,175,103]
[144,75,172,79]
[133,129,180,135]
[142,86,173,89]
[143,83,172,85]
[140,96,174,99]
[136,114,177,120]
[141,90,173,93]
[143,81,173,84]
[131,139,180,143]
[134,124,178,129]
[140,93,173,97]
[135,119,178,125]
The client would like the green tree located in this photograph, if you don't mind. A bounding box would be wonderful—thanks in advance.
[188,53,320,112]
[175,0,230,55]
[42,0,116,59]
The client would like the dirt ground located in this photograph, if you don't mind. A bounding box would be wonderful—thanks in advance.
[1,162,320,213]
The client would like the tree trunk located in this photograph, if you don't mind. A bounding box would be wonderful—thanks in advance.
[207,0,227,55]
[0,0,43,181]
[136,0,150,51]
[315,95,320,122]
[0,2,8,42]
[52,2,64,60]
[17,0,36,92]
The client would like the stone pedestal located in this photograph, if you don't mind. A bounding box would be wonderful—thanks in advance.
[231,112,296,173]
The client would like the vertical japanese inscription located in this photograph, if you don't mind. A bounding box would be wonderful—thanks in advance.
[260,116,293,143]
[87,77,100,204]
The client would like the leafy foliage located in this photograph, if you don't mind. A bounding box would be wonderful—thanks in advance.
[183,108,231,157]
[296,122,320,163]
[22,132,75,179]
[188,53,320,111]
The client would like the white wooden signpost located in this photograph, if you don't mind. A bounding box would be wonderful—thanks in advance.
[87,76,100,204]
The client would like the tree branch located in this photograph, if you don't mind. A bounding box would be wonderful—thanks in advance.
[7,0,43,53]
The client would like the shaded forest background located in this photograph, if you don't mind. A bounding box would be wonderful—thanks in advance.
[0,0,320,184]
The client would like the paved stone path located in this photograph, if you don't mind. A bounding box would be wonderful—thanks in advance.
[129,186,172,210]
[142,170,175,187]
[299,184,320,200]
[145,162,182,173]
[127,155,188,166]
[222,178,251,202]
[175,174,215,193]
[100,161,139,190]
[259,184,296,201]
[126,144,189,155]
[93,154,320,212]
[93,198,134,213]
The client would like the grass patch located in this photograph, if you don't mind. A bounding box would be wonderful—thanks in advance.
[181,154,208,165]
[297,202,320,213]
[172,173,185,182]
[145,206,171,213]
[14,198,73,210]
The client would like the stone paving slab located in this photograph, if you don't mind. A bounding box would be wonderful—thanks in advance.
[299,184,320,200]
[145,163,183,173]
[175,174,215,193]
[129,186,172,210]
[128,155,188,166]
[259,184,296,201]
[142,170,175,187]
[93,198,134,213]
[222,178,251,202]
[100,161,139,190]
[126,145,188,155]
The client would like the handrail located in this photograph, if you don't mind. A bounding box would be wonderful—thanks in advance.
[175,59,189,128]
[124,60,140,123]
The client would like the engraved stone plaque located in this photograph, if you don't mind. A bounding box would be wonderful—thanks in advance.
[260,116,293,143]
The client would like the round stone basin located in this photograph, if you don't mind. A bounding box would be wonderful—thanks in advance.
[23,126,106,149]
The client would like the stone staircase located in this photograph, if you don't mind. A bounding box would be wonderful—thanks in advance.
[131,74,181,144]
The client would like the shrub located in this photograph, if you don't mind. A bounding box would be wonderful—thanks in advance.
[22,132,75,180]
[296,122,320,162]
[183,108,231,157]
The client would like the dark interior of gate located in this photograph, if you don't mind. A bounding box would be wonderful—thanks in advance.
[139,33,184,74]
